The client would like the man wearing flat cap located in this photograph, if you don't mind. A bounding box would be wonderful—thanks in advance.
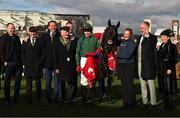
[53,26,78,104]
[21,26,44,103]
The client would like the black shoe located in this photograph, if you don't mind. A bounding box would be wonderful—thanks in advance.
[53,97,59,103]
[163,104,174,110]
[46,97,51,104]
[120,106,128,110]
[36,97,41,103]
[13,97,18,104]
[129,105,136,110]
[5,100,12,105]
[149,104,158,109]
[58,100,64,105]
[141,104,149,109]
[27,98,32,104]
[82,98,86,105]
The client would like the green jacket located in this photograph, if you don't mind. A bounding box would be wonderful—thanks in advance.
[76,35,100,65]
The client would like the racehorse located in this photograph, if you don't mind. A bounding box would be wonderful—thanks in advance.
[99,19,120,104]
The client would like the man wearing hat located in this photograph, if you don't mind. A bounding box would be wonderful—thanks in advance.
[53,26,78,104]
[21,26,44,103]
[76,23,100,104]
[157,29,177,110]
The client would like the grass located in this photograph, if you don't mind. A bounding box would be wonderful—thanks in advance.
[0,76,180,117]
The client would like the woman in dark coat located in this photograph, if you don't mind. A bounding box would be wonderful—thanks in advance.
[53,26,77,104]
[158,29,177,110]
[116,28,137,109]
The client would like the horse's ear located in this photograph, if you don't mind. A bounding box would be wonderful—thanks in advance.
[116,21,120,28]
[108,19,111,27]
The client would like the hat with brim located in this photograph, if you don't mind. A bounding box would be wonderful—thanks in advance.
[60,26,69,32]
[160,29,171,37]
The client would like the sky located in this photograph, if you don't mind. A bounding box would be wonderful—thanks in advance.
[0,0,180,33]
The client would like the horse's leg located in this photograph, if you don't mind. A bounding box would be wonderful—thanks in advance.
[107,70,113,104]
[98,76,105,98]
[0,74,1,90]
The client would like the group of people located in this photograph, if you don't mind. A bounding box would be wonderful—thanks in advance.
[0,20,178,111]
[116,21,178,110]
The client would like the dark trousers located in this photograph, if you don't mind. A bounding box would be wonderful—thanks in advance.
[118,63,136,107]
[59,81,76,103]
[26,77,41,101]
[163,93,173,110]
[4,64,22,102]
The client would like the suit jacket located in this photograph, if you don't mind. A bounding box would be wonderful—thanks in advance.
[40,30,59,69]
[0,38,3,72]
[53,37,78,81]
[0,33,22,66]
[21,37,44,77]
[137,33,157,79]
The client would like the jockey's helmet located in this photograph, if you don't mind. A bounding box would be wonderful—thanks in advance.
[83,23,93,32]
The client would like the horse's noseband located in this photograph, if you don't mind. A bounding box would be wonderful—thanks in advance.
[107,40,113,45]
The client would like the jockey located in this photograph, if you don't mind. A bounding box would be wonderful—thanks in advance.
[76,22,101,104]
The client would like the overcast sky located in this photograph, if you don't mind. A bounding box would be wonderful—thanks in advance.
[0,0,179,33]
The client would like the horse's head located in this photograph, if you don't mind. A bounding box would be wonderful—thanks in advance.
[101,19,120,53]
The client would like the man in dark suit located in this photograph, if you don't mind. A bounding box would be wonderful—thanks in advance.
[1,23,22,104]
[137,21,157,108]
[21,26,44,103]
[40,21,59,103]
[0,37,3,90]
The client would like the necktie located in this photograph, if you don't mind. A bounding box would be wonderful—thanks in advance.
[50,32,54,42]
[32,38,35,46]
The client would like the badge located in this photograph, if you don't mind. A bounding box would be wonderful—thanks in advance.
[67,57,70,62]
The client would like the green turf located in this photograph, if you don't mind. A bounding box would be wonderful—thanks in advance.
[0,76,180,117]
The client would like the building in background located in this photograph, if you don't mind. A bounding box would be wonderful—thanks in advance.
[0,9,90,40]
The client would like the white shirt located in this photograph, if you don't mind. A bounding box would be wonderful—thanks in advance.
[30,37,36,45]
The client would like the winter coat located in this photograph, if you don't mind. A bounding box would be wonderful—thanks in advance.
[53,37,77,81]
[136,33,157,80]
[21,38,44,77]
[158,40,177,94]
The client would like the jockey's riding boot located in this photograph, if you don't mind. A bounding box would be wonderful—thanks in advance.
[82,96,86,105]
[90,88,96,104]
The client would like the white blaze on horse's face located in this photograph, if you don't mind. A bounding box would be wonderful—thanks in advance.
[84,31,91,38]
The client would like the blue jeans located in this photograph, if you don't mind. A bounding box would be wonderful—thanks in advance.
[44,69,59,98]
